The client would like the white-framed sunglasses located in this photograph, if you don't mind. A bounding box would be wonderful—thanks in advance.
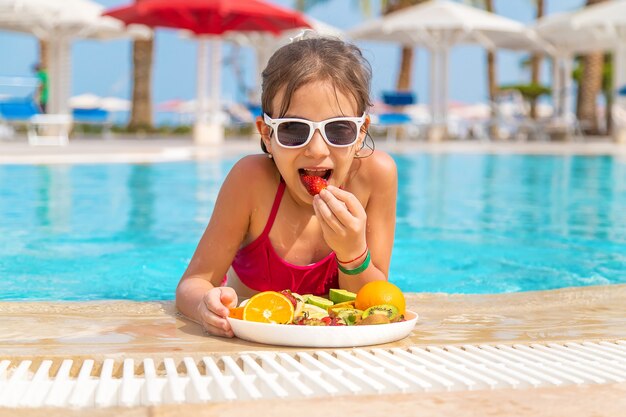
[263,113,367,148]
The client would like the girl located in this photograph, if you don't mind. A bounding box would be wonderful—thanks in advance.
[176,36,397,337]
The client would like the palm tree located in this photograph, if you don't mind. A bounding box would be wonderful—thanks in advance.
[484,0,497,104]
[529,0,544,119]
[576,0,607,134]
[383,1,426,91]
[574,53,613,133]
[128,37,154,132]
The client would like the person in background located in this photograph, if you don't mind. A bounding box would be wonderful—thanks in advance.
[176,36,398,337]
[33,63,48,113]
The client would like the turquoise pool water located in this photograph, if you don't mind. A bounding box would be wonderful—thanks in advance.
[0,154,625,300]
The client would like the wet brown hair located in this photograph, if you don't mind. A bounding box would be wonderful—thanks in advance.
[260,36,372,153]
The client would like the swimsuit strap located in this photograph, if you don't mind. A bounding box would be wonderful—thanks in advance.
[259,178,286,238]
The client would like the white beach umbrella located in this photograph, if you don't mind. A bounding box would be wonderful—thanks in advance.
[69,94,131,112]
[69,93,102,109]
[535,11,617,53]
[0,0,150,115]
[347,0,544,138]
[535,1,626,132]
[570,0,626,29]
[348,0,537,49]
[100,97,131,112]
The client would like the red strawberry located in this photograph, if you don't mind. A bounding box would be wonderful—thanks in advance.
[279,289,298,309]
[302,175,328,196]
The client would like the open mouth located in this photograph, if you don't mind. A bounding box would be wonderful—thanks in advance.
[298,168,332,196]
[298,168,332,181]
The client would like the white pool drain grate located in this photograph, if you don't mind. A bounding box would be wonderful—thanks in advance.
[0,340,624,408]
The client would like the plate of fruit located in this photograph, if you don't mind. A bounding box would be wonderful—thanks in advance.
[227,281,418,347]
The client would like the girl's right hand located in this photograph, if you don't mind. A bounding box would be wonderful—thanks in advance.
[197,287,238,337]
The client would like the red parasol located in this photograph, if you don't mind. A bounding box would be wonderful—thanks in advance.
[104,0,311,35]
[104,0,311,144]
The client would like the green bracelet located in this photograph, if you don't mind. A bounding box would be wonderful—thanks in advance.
[337,250,371,275]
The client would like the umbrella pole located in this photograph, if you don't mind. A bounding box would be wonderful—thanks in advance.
[562,54,574,125]
[551,55,562,120]
[210,37,223,142]
[193,37,224,145]
[194,38,208,144]
[441,46,449,135]
[47,39,58,114]
[253,40,272,104]
[614,29,626,143]
[428,48,438,128]
[46,36,72,116]
[196,38,208,124]
[428,47,446,142]
[58,36,72,116]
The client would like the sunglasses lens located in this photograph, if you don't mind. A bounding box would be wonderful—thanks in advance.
[324,120,358,146]
[276,122,310,147]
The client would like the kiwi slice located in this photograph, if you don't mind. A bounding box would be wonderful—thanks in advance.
[362,304,399,320]
[334,308,363,326]
[357,314,391,325]
[329,306,362,317]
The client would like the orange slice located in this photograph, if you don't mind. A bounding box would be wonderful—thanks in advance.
[228,306,244,320]
[242,291,295,324]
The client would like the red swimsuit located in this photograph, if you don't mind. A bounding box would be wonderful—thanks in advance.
[231,180,339,295]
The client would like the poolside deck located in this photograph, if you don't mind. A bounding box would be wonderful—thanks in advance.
[0,134,625,166]
[1,285,625,415]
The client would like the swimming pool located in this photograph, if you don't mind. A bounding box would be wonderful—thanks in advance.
[0,153,624,300]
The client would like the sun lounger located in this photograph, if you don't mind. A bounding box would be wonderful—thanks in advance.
[483,91,556,142]
[0,98,40,122]
[0,98,73,145]
[27,114,73,146]
[0,99,40,140]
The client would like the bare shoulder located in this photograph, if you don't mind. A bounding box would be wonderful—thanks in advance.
[346,150,397,208]
[358,150,397,189]
[225,154,279,190]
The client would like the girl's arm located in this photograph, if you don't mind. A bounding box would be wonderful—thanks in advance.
[314,151,398,292]
[175,156,260,335]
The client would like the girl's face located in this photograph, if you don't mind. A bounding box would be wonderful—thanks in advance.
[259,80,369,206]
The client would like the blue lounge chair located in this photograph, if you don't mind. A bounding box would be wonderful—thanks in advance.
[72,108,109,123]
[372,91,423,142]
[0,99,41,140]
[0,98,74,145]
[382,91,416,107]
[0,98,41,122]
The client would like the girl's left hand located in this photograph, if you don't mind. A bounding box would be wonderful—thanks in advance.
[312,185,367,260]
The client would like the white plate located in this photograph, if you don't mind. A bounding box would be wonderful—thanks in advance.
[227,310,418,348]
